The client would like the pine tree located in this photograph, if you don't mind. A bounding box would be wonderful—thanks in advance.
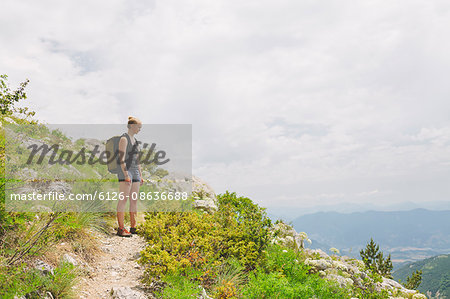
[360,238,393,278]
[379,253,393,278]
[360,238,379,270]
[405,270,422,290]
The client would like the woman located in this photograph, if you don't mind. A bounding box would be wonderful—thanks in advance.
[116,116,144,237]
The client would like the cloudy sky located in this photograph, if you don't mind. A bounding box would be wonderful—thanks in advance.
[2,0,450,216]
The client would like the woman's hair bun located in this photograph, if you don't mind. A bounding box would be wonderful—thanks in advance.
[127,116,142,125]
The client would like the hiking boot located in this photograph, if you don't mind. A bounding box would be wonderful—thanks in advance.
[117,227,132,237]
[129,227,138,234]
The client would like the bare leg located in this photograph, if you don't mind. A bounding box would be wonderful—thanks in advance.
[117,181,132,229]
[129,182,140,228]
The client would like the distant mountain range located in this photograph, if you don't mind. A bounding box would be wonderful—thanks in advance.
[291,209,450,264]
[393,254,450,298]
[266,201,450,221]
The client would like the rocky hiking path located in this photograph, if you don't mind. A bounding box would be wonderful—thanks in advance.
[75,228,152,299]
[71,177,218,299]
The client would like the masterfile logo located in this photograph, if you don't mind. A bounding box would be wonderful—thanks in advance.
[4,123,192,213]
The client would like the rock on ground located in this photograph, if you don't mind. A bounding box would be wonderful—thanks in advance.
[34,259,54,276]
[111,286,147,299]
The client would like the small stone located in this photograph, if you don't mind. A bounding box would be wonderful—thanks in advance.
[62,253,78,266]
[109,264,122,271]
[111,286,147,299]
[34,259,54,276]
[101,246,113,253]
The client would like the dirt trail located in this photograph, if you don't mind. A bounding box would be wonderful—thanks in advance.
[75,228,151,299]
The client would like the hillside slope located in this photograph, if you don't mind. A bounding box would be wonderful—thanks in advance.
[393,254,450,298]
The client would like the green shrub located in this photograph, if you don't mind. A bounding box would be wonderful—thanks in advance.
[139,211,223,281]
[139,191,357,298]
[139,192,273,283]
[0,76,89,298]
[1,74,35,118]
[211,258,245,299]
[216,191,272,269]
[138,192,273,298]
[53,211,108,240]
[157,274,202,299]
[0,260,78,298]
[241,244,350,299]
[45,261,79,298]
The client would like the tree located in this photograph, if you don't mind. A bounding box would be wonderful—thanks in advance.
[360,238,393,278]
[1,74,35,234]
[0,74,35,118]
[404,270,422,290]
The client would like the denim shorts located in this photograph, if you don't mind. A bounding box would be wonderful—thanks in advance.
[118,168,141,182]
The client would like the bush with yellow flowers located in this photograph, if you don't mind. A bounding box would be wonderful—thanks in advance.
[138,191,272,289]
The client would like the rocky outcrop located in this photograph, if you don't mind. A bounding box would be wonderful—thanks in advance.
[270,221,311,250]
[191,176,218,213]
[304,252,422,298]
[272,221,424,299]
[151,173,218,213]
[84,138,105,154]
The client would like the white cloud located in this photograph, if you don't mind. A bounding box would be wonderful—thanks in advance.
[2,0,450,211]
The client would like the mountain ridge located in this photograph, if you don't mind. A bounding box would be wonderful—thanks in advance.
[292,209,450,264]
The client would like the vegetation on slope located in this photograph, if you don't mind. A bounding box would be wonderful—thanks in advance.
[393,254,450,298]
[138,191,427,298]
[138,191,352,298]
[1,75,110,298]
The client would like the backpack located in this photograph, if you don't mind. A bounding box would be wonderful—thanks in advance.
[105,133,138,174]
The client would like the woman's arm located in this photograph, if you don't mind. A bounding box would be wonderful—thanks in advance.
[118,136,130,182]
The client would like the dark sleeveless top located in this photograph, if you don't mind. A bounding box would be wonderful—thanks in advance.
[122,133,140,170]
